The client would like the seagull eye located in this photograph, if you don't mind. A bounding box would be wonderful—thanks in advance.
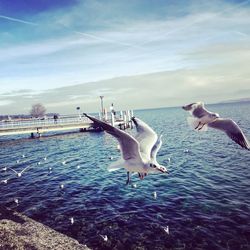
[150,164,156,168]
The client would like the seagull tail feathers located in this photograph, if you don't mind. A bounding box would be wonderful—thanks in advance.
[107,159,124,172]
[187,117,208,132]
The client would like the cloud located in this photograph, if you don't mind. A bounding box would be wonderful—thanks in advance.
[0,14,38,26]
[0,100,14,106]
[0,0,250,114]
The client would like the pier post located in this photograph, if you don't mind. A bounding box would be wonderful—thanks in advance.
[104,109,108,121]
[123,112,127,129]
[127,110,131,128]
[111,112,115,127]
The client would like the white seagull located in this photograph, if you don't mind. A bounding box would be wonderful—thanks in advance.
[100,234,108,242]
[1,179,9,184]
[2,167,7,171]
[84,114,168,184]
[9,165,32,177]
[182,102,250,150]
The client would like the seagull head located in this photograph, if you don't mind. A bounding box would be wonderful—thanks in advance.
[182,102,203,111]
[149,163,168,174]
[213,113,220,119]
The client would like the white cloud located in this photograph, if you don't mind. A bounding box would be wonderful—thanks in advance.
[0,100,14,106]
[0,0,250,114]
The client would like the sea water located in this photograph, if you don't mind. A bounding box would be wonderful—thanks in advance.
[0,102,250,249]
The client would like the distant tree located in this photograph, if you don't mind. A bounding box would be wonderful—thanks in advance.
[30,103,46,118]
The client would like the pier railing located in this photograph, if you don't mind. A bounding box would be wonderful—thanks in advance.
[0,116,91,129]
[0,110,134,137]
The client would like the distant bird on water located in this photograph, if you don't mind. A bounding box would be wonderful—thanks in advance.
[182,102,250,150]
[9,165,32,177]
[84,113,168,185]
[1,179,9,184]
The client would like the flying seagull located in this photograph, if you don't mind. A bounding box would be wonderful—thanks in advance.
[9,165,32,177]
[131,117,165,179]
[182,102,250,150]
[84,114,167,184]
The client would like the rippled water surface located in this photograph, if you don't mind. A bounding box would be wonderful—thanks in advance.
[1,103,250,249]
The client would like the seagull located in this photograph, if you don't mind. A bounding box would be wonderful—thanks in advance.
[100,235,108,242]
[162,226,169,235]
[84,114,167,184]
[14,198,19,204]
[60,184,64,189]
[2,167,7,171]
[131,117,166,180]
[62,161,67,165]
[182,102,250,150]
[1,179,8,184]
[70,217,74,225]
[153,191,157,199]
[9,165,31,177]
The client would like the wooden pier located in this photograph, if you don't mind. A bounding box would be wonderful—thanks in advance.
[0,110,133,138]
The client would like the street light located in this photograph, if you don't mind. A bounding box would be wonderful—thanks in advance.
[76,106,81,119]
[99,96,104,119]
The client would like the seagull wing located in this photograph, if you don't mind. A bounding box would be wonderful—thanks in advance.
[20,165,32,174]
[84,114,143,161]
[8,168,18,174]
[131,117,158,160]
[151,134,163,162]
[208,118,250,150]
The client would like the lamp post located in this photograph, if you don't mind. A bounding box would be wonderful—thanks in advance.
[76,106,81,119]
[100,96,104,119]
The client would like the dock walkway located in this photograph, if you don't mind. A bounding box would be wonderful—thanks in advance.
[0,111,133,137]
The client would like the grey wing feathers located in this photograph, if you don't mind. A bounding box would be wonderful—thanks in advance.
[208,118,250,150]
[151,134,163,161]
[131,117,158,159]
[84,113,142,160]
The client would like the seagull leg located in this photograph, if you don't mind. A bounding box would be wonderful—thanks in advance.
[195,122,201,130]
[138,173,147,180]
[126,172,130,185]
[198,123,206,131]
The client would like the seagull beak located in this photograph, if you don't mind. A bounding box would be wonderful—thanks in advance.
[157,166,168,173]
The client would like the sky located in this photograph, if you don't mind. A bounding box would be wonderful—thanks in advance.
[0,0,250,114]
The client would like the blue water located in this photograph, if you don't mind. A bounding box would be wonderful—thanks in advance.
[1,103,250,249]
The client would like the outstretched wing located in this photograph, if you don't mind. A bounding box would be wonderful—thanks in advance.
[208,118,250,150]
[9,167,18,174]
[131,117,158,160]
[84,114,143,161]
[20,165,32,174]
[151,134,163,162]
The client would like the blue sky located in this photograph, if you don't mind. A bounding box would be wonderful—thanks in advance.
[0,0,250,114]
